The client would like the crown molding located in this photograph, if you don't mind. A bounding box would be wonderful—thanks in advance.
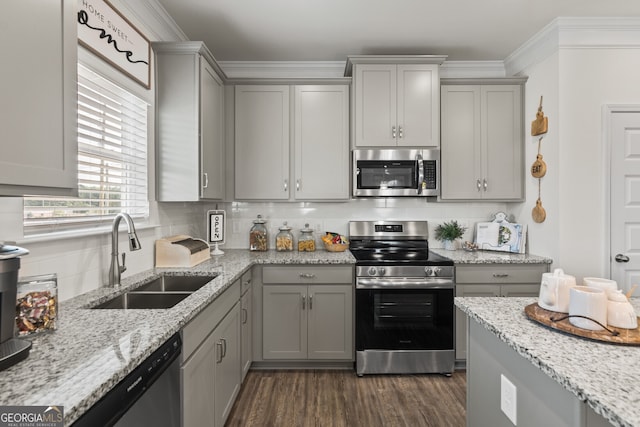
[218,61,347,78]
[112,0,189,42]
[506,17,640,76]
[439,61,506,78]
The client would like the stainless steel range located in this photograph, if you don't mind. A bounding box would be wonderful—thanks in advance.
[349,220,455,376]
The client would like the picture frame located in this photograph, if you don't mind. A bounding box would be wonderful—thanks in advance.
[77,0,151,89]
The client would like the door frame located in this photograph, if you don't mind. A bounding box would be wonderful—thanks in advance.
[603,104,640,283]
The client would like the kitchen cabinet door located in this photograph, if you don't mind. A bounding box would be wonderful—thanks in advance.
[0,0,77,196]
[441,81,525,201]
[213,303,241,427]
[353,63,440,148]
[240,283,252,381]
[307,285,353,360]
[294,85,349,200]
[263,285,308,359]
[155,42,225,201]
[181,332,216,427]
[235,85,290,200]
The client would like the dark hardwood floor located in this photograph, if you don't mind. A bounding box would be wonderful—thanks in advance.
[225,369,466,427]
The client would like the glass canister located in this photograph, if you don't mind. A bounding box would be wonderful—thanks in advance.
[298,223,316,252]
[275,222,294,251]
[16,273,58,336]
[249,214,268,251]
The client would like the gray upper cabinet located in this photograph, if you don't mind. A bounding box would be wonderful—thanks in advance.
[347,56,446,148]
[234,84,349,201]
[154,42,225,201]
[0,0,78,196]
[440,78,527,201]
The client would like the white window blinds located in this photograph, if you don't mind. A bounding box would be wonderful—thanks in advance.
[24,64,149,232]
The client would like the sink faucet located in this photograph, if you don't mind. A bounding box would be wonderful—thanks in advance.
[109,213,142,287]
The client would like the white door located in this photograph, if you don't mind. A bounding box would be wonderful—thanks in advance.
[609,107,640,295]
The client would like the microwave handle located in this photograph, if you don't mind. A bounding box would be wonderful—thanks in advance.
[416,154,424,195]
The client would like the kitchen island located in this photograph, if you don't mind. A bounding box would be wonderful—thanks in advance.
[0,249,354,425]
[456,296,640,427]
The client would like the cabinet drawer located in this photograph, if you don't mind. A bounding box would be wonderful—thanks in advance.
[241,270,252,295]
[456,264,547,284]
[182,280,240,360]
[263,266,353,284]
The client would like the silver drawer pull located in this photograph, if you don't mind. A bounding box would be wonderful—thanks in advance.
[299,273,316,279]
[493,273,509,278]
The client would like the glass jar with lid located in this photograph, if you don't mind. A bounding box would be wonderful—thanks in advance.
[298,223,316,252]
[249,214,268,251]
[275,222,294,251]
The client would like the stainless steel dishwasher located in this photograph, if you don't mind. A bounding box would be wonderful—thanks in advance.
[73,333,181,427]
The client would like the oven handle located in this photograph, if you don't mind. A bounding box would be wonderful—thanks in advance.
[356,278,454,289]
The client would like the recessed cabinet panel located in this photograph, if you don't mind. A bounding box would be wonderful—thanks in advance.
[354,65,397,147]
[0,0,77,196]
[294,85,349,200]
[235,85,290,200]
[201,60,225,200]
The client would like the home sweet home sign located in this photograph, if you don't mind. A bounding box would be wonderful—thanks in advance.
[77,0,150,89]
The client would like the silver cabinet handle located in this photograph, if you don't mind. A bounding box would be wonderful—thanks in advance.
[242,308,248,324]
[216,341,223,363]
[302,295,306,310]
[299,273,316,279]
[221,338,227,358]
[615,254,630,263]
[476,179,482,191]
[202,172,209,188]
[398,126,403,139]
[296,179,301,191]
[284,179,288,192]
[483,179,488,191]
[493,273,509,278]
[392,126,397,139]
[309,294,313,310]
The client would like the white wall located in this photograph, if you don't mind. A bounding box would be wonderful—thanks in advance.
[512,37,640,282]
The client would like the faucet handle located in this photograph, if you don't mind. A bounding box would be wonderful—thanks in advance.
[120,253,127,274]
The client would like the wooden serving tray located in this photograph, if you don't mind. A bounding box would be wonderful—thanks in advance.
[524,303,640,345]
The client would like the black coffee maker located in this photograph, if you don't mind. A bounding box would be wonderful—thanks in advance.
[0,244,31,371]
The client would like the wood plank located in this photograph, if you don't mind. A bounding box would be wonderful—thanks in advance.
[226,370,466,426]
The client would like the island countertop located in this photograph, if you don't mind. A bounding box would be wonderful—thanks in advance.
[0,249,355,425]
[455,296,640,427]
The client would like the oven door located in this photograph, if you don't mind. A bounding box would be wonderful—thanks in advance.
[355,286,454,351]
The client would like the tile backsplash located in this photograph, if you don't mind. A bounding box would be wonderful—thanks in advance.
[2,197,511,301]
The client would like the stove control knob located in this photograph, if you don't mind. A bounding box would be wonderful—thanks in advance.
[425,267,442,277]
[379,268,386,276]
[368,267,378,276]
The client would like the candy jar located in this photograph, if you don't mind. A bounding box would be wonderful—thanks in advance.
[298,223,316,252]
[275,222,294,251]
[249,214,268,251]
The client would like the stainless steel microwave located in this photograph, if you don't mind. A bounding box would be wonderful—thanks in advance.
[353,149,439,197]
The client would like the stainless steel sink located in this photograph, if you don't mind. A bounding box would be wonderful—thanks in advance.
[92,292,192,309]
[91,274,218,309]
[134,274,218,293]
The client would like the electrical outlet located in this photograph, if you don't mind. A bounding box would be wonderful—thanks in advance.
[232,220,241,234]
[501,374,517,425]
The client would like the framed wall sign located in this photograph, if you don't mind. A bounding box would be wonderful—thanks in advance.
[77,0,151,89]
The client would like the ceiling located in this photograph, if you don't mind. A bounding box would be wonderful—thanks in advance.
[156,0,640,63]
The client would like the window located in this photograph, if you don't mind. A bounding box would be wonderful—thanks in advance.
[24,64,149,233]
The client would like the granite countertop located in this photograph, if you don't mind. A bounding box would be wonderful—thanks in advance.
[432,248,552,264]
[455,297,640,427]
[0,249,355,425]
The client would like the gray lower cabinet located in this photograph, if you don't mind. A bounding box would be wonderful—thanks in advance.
[181,280,241,427]
[262,266,353,360]
[455,263,549,361]
[240,271,253,381]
